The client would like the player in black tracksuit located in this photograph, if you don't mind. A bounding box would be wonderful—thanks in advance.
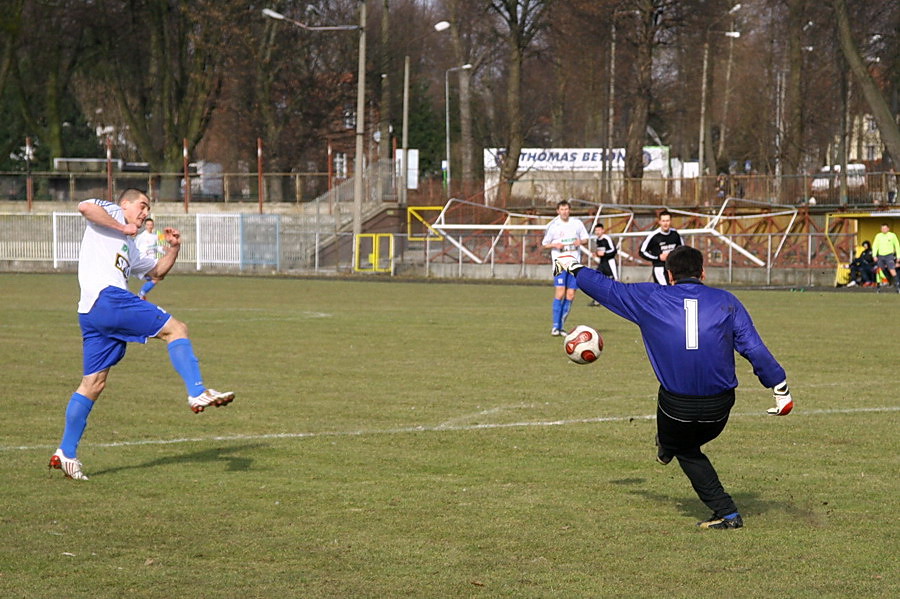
[589,223,618,306]
[640,210,683,285]
[592,223,618,279]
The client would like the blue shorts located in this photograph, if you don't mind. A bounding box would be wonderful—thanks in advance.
[79,286,171,375]
[554,271,579,290]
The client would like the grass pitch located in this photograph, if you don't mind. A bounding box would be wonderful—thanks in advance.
[0,273,897,598]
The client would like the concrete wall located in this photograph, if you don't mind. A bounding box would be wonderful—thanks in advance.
[399,262,836,288]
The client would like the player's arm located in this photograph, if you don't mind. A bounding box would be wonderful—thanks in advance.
[145,227,181,281]
[732,301,793,415]
[79,200,137,236]
[639,234,658,262]
[604,237,618,259]
[541,227,560,250]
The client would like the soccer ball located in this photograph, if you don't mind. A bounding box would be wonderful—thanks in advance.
[563,325,603,364]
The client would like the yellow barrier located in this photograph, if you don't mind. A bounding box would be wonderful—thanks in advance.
[407,206,444,242]
[354,233,394,273]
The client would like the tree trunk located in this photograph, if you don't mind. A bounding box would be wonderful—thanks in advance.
[624,12,654,201]
[458,68,475,197]
[782,0,805,177]
[498,44,523,206]
[833,0,900,166]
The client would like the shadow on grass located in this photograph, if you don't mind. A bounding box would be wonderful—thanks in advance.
[614,476,821,523]
[90,443,266,478]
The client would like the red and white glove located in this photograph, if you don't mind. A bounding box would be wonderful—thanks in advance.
[767,381,793,416]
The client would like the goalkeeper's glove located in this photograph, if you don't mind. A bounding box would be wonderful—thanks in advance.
[767,381,794,416]
[553,255,584,277]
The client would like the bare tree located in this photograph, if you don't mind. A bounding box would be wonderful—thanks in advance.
[488,0,553,203]
[832,0,900,166]
[7,1,96,162]
[618,0,678,195]
[83,0,242,197]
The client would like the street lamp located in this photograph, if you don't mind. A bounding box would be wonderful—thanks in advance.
[698,3,742,178]
[444,63,472,195]
[400,20,451,207]
[263,2,366,254]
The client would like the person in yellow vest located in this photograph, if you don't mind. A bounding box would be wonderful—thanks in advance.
[872,223,900,292]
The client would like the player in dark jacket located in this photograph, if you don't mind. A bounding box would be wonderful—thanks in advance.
[639,210,683,285]
[589,223,618,306]
[554,245,794,529]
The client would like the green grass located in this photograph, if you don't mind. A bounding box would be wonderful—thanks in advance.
[0,273,897,598]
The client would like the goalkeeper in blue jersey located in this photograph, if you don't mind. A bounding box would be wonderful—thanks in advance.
[554,245,793,530]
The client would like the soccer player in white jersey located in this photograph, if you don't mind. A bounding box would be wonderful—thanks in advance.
[134,217,165,299]
[49,188,235,481]
[541,200,589,335]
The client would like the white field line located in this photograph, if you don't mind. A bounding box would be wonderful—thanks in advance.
[2,406,898,453]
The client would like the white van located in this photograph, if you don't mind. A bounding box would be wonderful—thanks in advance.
[810,164,866,199]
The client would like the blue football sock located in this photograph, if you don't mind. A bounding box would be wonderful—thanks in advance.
[552,298,563,329]
[60,393,94,458]
[167,339,206,397]
[139,280,156,297]
[561,298,572,328]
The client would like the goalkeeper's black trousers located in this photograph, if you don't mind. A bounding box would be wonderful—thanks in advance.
[656,387,739,519]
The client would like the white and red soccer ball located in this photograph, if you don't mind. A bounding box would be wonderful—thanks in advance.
[563,325,603,364]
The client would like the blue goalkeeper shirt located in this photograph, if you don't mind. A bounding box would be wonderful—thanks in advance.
[575,269,785,396]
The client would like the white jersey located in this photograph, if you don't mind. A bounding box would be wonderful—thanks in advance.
[77,199,157,313]
[135,229,163,259]
[542,216,589,261]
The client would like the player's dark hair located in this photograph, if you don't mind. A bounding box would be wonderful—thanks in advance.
[665,245,703,280]
[557,200,570,208]
[118,188,148,203]
[658,209,671,218]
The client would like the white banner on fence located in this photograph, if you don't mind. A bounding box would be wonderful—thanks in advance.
[483,146,669,174]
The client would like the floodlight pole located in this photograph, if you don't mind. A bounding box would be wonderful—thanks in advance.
[25,136,34,211]
[352,1,366,247]
[263,4,366,264]
[400,55,411,207]
[400,21,450,208]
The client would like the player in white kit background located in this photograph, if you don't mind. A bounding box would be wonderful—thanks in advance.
[541,200,589,336]
[49,188,235,481]
[134,217,165,299]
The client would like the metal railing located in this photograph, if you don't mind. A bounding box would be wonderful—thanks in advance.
[2,169,897,209]
[0,211,853,286]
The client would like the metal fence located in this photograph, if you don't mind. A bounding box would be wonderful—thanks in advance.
[0,158,402,207]
[483,171,899,208]
[3,167,898,209]
[0,212,854,287]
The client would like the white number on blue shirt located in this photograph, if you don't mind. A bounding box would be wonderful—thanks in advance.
[684,298,699,350]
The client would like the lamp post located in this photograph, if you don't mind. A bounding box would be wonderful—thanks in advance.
[263,3,366,250]
[400,20,450,208]
[444,63,472,195]
[698,3,742,178]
